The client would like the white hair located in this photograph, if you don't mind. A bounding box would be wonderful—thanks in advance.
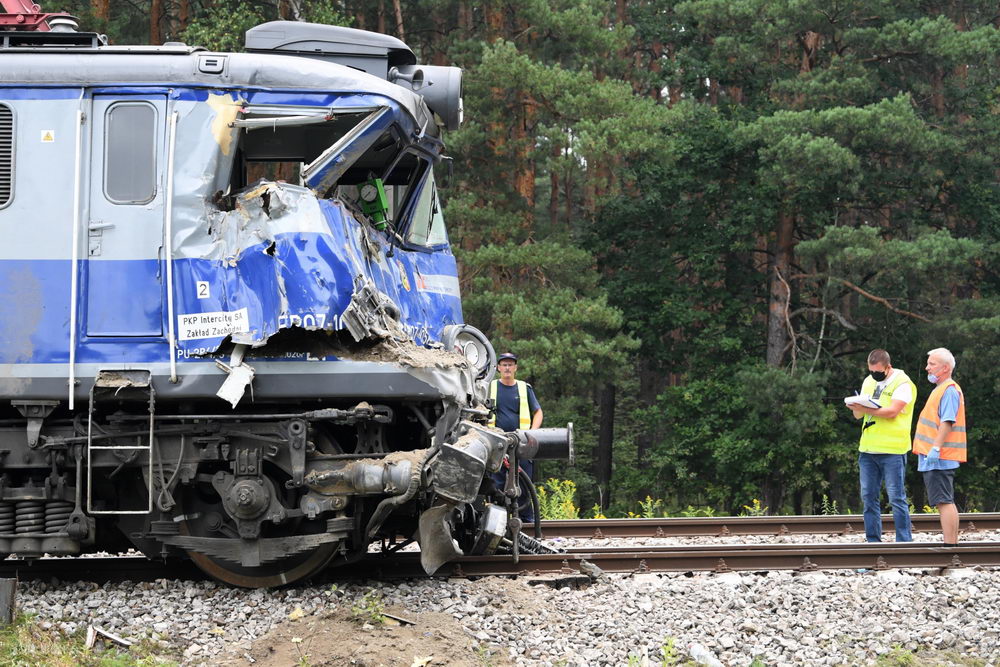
[927,347,956,370]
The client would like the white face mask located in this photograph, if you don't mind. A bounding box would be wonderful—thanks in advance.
[927,373,939,384]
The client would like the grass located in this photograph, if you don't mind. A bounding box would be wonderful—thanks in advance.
[0,613,177,666]
[349,589,386,625]
[874,647,986,666]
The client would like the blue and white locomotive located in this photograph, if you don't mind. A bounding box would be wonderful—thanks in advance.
[0,11,570,586]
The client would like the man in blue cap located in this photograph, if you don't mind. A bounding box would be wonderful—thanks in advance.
[488,352,543,521]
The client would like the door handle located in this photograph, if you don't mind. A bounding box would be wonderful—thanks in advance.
[88,221,114,256]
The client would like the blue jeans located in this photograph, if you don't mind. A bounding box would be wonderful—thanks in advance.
[858,452,912,542]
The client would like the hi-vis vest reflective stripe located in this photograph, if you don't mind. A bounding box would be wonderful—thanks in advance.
[858,371,916,454]
[487,379,530,429]
[912,380,967,462]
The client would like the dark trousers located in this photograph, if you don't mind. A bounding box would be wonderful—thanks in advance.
[492,459,534,522]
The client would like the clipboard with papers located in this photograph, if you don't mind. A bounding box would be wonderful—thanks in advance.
[844,395,881,410]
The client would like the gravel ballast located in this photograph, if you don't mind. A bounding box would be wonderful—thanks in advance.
[13,531,1000,665]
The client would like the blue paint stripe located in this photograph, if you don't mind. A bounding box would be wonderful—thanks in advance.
[0,87,82,100]
[0,234,461,364]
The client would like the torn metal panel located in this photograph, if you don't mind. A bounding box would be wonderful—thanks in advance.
[302,105,394,193]
[214,344,255,408]
[342,275,401,342]
[173,180,461,353]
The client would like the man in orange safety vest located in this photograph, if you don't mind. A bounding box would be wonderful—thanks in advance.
[912,347,967,546]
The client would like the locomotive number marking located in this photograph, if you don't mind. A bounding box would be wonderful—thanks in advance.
[178,307,249,341]
[196,281,210,299]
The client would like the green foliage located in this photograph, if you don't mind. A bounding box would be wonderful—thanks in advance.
[536,479,581,519]
[180,0,349,52]
[350,590,386,625]
[820,495,840,516]
[0,613,175,666]
[179,0,267,52]
[679,505,718,518]
[739,499,768,517]
[638,496,664,518]
[874,646,916,666]
[660,637,679,665]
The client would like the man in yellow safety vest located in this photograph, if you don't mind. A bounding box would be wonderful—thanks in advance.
[847,349,916,543]
[488,352,543,521]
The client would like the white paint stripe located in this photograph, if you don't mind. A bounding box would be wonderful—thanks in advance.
[418,273,460,297]
[165,111,179,383]
[68,107,84,410]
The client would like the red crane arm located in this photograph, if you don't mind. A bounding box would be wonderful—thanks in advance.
[0,0,75,32]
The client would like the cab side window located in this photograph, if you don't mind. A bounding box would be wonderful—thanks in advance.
[406,174,448,247]
[0,104,13,208]
[105,103,156,204]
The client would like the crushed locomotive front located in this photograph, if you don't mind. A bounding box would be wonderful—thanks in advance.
[0,17,571,586]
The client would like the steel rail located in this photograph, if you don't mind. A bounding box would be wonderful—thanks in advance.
[6,541,1000,583]
[532,513,1000,539]
[354,542,1000,579]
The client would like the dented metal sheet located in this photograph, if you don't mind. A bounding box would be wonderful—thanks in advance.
[170,175,470,404]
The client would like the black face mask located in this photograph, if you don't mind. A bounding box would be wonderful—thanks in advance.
[871,370,887,382]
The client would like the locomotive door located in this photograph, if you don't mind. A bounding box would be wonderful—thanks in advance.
[85,94,167,337]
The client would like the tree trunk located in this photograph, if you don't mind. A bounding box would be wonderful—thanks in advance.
[149,0,161,45]
[549,143,560,225]
[484,2,503,41]
[763,475,782,515]
[931,66,945,117]
[512,99,536,211]
[391,0,405,41]
[178,0,189,31]
[766,211,794,367]
[377,0,386,34]
[596,383,616,510]
[458,0,471,32]
[91,0,109,22]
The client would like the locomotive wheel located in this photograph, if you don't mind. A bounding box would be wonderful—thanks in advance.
[181,529,338,588]
[177,470,339,588]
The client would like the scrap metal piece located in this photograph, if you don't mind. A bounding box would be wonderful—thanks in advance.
[430,430,493,504]
[416,503,463,574]
[215,344,256,408]
[342,275,401,341]
[469,504,507,555]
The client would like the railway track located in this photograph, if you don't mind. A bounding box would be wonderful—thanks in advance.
[532,512,1000,539]
[6,540,1000,584]
[371,542,1000,579]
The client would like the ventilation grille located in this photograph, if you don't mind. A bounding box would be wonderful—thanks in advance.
[0,105,11,206]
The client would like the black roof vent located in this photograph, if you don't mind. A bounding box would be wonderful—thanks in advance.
[245,21,416,80]
[0,29,105,49]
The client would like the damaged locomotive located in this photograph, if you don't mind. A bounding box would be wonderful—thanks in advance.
[0,12,572,586]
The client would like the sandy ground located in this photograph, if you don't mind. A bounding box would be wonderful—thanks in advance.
[213,577,543,666]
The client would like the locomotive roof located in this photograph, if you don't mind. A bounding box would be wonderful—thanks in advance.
[0,45,435,131]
